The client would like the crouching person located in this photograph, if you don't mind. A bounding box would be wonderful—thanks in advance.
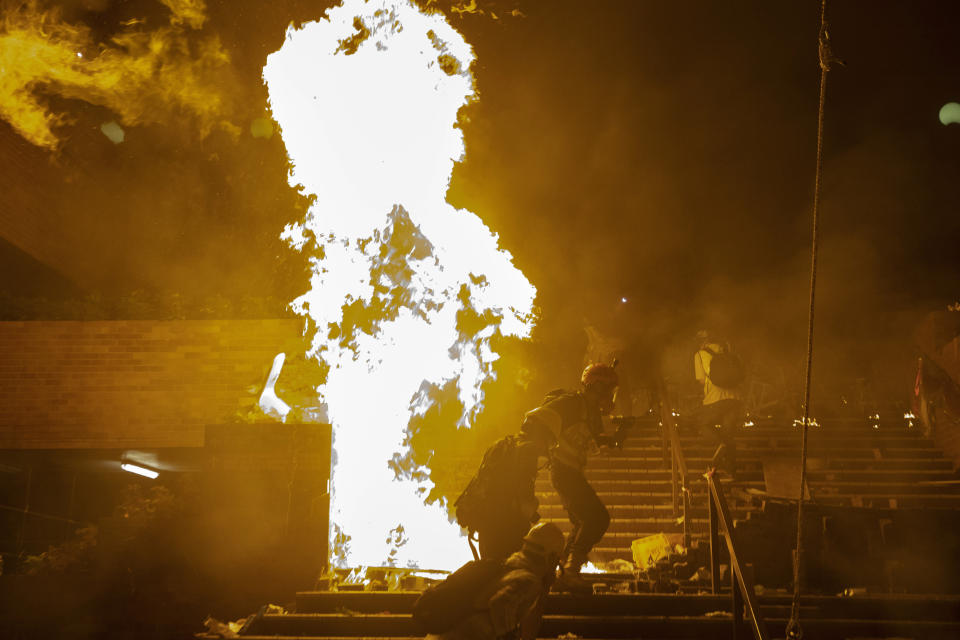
[413,522,565,640]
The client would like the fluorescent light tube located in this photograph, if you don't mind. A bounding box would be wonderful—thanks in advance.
[121,462,159,479]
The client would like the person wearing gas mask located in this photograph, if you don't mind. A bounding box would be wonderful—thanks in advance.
[421,522,565,640]
[520,363,619,594]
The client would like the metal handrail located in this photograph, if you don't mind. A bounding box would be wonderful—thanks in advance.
[656,377,690,548]
[705,469,770,640]
[0,503,83,524]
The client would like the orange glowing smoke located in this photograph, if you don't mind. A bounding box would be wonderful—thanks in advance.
[0,0,236,149]
[264,0,537,568]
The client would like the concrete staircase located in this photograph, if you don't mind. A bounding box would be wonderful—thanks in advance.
[537,416,960,564]
[219,590,960,639]
[203,416,960,639]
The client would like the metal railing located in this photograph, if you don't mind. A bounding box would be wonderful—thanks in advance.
[656,377,691,549]
[705,468,770,640]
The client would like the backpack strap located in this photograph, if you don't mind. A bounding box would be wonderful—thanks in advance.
[467,531,480,561]
[698,348,716,383]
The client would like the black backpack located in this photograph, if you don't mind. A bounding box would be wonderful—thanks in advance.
[411,558,506,633]
[454,435,522,533]
[705,347,745,389]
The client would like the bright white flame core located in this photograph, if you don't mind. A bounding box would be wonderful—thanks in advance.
[264,0,536,569]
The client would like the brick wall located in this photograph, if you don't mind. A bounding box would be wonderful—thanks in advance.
[0,320,304,449]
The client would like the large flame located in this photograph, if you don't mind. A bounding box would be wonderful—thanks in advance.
[0,0,235,149]
[264,0,536,568]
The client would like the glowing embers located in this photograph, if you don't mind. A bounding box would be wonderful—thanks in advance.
[792,417,821,429]
[904,411,916,429]
[863,412,919,431]
[264,0,536,569]
[325,566,450,591]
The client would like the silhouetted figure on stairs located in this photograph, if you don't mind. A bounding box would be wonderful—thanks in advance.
[693,330,745,477]
[521,363,619,594]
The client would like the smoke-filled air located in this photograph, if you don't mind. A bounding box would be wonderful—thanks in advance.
[0,0,235,149]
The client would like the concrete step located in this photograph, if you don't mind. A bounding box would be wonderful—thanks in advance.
[537,482,960,500]
[537,470,958,490]
[241,593,960,640]
[293,590,960,619]
[582,458,955,472]
[538,509,749,529]
[539,500,960,529]
[590,448,950,465]
[613,438,940,453]
[233,617,960,640]
[811,494,960,508]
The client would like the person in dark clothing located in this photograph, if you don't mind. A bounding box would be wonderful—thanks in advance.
[423,522,565,640]
[455,432,543,562]
[477,503,535,562]
[521,363,619,594]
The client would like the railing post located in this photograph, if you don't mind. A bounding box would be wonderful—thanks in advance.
[706,472,771,640]
[732,557,743,640]
[708,481,720,595]
[671,442,680,517]
[682,483,691,549]
[16,466,32,553]
[660,405,671,469]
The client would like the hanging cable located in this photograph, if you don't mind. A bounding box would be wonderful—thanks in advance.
[786,1,839,638]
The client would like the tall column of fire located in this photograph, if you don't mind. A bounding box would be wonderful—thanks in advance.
[264,0,537,569]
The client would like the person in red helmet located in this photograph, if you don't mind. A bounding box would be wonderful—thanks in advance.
[520,362,619,594]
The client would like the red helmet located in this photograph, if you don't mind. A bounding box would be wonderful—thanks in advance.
[581,363,618,389]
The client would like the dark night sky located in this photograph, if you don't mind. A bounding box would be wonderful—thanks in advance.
[2,0,959,405]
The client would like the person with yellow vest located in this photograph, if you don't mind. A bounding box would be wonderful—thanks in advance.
[520,363,619,594]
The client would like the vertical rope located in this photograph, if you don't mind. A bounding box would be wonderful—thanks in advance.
[787,1,833,638]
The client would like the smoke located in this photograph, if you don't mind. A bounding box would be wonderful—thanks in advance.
[159,0,207,29]
[440,0,959,423]
[0,0,237,149]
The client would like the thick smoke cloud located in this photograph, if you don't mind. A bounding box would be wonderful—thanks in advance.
[0,0,236,149]
[0,0,323,299]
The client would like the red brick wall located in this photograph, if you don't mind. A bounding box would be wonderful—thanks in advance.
[0,320,304,449]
